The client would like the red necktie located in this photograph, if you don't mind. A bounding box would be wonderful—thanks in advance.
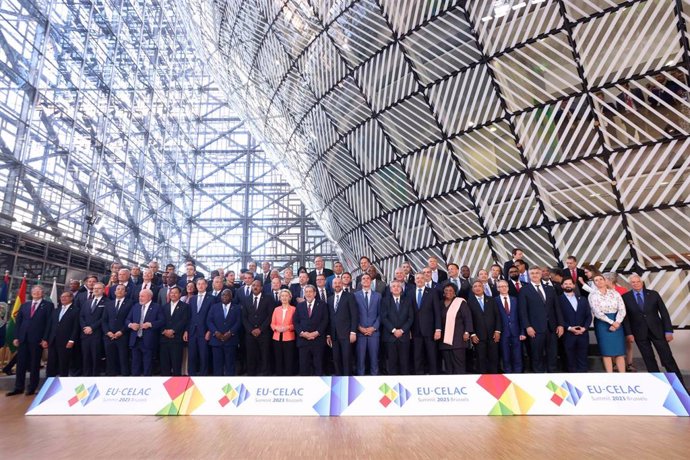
[30,301,37,317]
[308,303,312,318]
[515,281,521,292]
[571,269,577,282]
[503,297,510,315]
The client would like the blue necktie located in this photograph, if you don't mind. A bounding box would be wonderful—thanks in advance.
[478,297,484,311]
[395,298,400,312]
[416,289,422,310]
[223,304,228,319]
[636,292,644,311]
[365,291,369,310]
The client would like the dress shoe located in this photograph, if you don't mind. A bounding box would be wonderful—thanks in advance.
[25,390,36,396]
[6,390,23,396]
[2,366,13,375]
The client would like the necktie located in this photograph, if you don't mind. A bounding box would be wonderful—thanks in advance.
[274,291,279,302]
[301,287,305,299]
[116,299,121,312]
[478,297,484,312]
[395,298,400,312]
[452,278,459,290]
[166,288,171,303]
[245,286,249,296]
[90,298,97,313]
[536,284,545,302]
[197,296,203,312]
[223,304,228,319]
[334,295,340,313]
[321,289,326,302]
[88,292,93,301]
[503,297,510,315]
[364,291,369,310]
[571,269,577,282]
[485,284,491,297]
[516,281,521,292]
[417,289,422,309]
[308,302,312,318]
[138,304,145,338]
[636,292,644,311]
[30,301,38,317]
[59,306,67,321]
[253,296,259,312]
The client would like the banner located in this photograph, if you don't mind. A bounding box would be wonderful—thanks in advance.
[26,373,689,416]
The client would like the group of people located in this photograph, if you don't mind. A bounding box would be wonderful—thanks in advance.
[5,251,685,396]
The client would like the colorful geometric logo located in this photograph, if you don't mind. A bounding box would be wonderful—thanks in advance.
[477,374,535,415]
[68,383,100,407]
[546,380,583,406]
[313,376,363,416]
[219,383,250,408]
[651,372,690,416]
[157,377,205,415]
[378,382,411,408]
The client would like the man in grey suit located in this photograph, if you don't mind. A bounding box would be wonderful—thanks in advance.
[354,273,381,375]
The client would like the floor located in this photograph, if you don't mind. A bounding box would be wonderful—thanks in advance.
[2,395,689,459]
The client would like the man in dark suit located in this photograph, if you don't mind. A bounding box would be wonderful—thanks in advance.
[467,281,502,374]
[496,280,524,373]
[290,272,310,305]
[108,268,137,301]
[45,291,80,377]
[503,247,525,279]
[428,256,448,284]
[268,276,286,306]
[519,267,564,373]
[157,273,179,307]
[326,277,358,376]
[325,261,345,290]
[187,278,213,376]
[294,285,328,375]
[353,274,381,376]
[315,274,333,304]
[207,275,225,300]
[341,273,355,293]
[130,266,143,286]
[236,271,256,306]
[411,273,441,374]
[562,256,587,297]
[355,256,381,286]
[440,263,470,300]
[148,260,164,287]
[102,284,133,376]
[488,264,504,291]
[7,285,53,396]
[102,261,122,285]
[136,269,160,302]
[208,289,242,376]
[308,256,334,286]
[160,286,190,376]
[476,269,499,299]
[365,266,387,296]
[80,282,107,376]
[126,289,163,376]
[390,267,414,299]
[559,278,591,372]
[242,280,273,376]
[623,274,685,386]
[178,263,204,289]
[380,280,414,375]
[506,266,523,298]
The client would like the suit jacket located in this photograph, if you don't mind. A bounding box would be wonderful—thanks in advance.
[432,268,448,284]
[241,293,273,334]
[561,267,585,285]
[411,286,441,338]
[135,282,160,302]
[102,298,133,336]
[327,291,358,340]
[559,294,592,331]
[45,303,80,345]
[467,296,502,341]
[15,300,53,345]
[507,279,522,298]
[325,273,345,290]
[496,295,521,338]
[440,298,473,349]
[518,283,563,334]
[315,286,333,304]
[503,260,529,279]
[177,274,204,290]
[80,296,108,337]
[289,284,308,305]
[157,285,176,307]
[187,293,214,337]
[353,290,381,336]
[355,279,387,295]
[622,289,673,340]
[235,284,254,306]
[160,301,191,343]
[308,268,334,286]
[271,305,296,341]
[294,299,328,348]
[439,278,471,300]
[380,296,414,343]
[126,302,164,348]
[207,302,241,347]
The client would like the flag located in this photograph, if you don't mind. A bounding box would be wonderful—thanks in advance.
[5,276,27,352]
[50,278,58,307]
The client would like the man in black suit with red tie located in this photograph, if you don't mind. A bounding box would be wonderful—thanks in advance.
[160,286,190,376]
[380,280,414,375]
[103,284,133,376]
[561,256,587,297]
[45,291,80,377]
[242,280,274,376]
[467,281,502,373]
[295,285,328,376]
[411,273,441,375]
[519,267,564,373]
[623,274,685,387]
[7,285,53,396]
[80,282,107,376]
[326,277,358,376]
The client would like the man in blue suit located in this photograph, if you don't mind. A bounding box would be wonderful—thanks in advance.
[126,289,163,376]
[7,285,53,396]
[80,282,108,376]
[207,289,241,376]
[353,273,381,376]
[559,278,591,372]
[496,280,524,373]
[519,267,564,373]
[186,278,214,376]
[294,285,328,375]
